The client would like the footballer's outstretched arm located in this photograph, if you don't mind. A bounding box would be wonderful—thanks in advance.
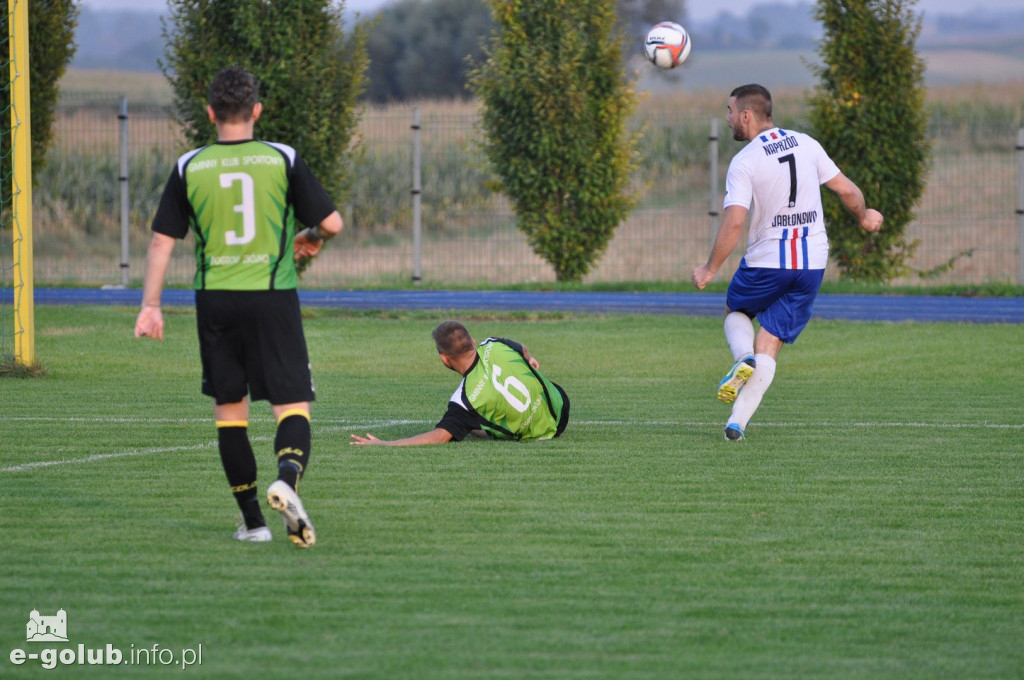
[350,428,454,446]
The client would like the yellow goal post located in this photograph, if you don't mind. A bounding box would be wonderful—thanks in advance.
[2,0,33,367]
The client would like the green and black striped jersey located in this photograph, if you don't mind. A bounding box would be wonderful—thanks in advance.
[152,139,336,291]
[437,338,568,441]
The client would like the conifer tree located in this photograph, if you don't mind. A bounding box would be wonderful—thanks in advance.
[0,0,78,183]
[162,0,368,216]
[471,0,641,282]
[808,0,929,280]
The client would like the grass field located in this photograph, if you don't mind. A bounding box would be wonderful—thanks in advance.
[1,306,1022,678]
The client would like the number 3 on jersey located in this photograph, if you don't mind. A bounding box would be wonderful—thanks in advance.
[220,172,256,245]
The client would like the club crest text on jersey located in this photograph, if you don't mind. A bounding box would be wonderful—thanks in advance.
[760,131,799,156]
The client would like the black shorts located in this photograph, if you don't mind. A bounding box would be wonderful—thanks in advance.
[195,289,315,405]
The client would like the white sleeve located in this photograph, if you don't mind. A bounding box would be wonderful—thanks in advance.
[723,155,753,210]
[809,136,840,185]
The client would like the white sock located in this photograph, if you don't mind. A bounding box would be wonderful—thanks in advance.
[724,312,755,362]
[729,353,776,431]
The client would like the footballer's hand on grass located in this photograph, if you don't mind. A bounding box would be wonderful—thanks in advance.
[350,433,384,445]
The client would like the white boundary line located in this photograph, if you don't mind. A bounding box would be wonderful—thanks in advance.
[1,444,217,473]
[1,417,1020,474]
[3,416,1021,429]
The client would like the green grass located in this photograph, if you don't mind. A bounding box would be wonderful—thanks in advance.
[1,306,1022,679]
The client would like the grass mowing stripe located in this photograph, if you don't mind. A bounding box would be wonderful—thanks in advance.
[4,415,1022,428]
[4,419,1019,474]
[4,414,1021,429]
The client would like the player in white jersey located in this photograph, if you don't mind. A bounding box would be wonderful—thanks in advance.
[691,84,883,441]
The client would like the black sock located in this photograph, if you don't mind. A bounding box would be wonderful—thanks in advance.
[217,422,265,529]
[274,411,311,490]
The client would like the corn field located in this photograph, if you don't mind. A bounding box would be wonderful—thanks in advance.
[25,90,1024,288]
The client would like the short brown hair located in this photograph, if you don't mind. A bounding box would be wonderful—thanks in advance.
[432,321,474,356]
[209,66,259,123]
[730,83,773,121]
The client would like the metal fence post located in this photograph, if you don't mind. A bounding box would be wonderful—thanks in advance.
[411,107,423,285]
[118,96,130,287]
[708,117,719,241]
[1017,126,1023,285]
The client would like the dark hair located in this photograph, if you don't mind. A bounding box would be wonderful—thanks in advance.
[208,66,259,123]
[730,83,773,121]
[432,321,474,356]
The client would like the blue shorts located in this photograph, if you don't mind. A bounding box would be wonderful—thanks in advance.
[726,261,825,343]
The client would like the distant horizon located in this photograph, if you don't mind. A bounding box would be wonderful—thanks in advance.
[77,0,1024,23]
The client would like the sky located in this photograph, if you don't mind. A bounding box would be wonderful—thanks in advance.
[79,0,1024,22]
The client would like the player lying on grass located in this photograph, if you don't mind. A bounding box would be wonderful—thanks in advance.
[350,321,570,445]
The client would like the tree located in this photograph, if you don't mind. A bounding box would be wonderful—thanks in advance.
[808,0,929,281]
[471,0,641,283]
[161,0,368,213]
[362,0,684,102]
[362,0,492,102]
[0,0,78,183]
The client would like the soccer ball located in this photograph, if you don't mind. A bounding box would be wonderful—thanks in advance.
[644,21,691,69]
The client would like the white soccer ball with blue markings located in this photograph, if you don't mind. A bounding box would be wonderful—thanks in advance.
[644,21,692,70]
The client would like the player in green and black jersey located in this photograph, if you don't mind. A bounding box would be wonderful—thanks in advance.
[349,321,570,446]
[134,66,343,548]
